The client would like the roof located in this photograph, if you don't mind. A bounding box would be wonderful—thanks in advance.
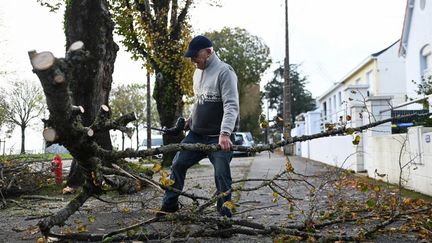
[318,40,400,101]
[372,40,400,57]
[399,0,414,57]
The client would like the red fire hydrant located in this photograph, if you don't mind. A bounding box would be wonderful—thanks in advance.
[51,154,63,185]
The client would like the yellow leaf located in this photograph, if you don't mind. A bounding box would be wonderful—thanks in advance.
[373,185,381,192]
[161,170,169,178]
[77,224,87,233]
[346,127,354,135]
[223,200,236,213]
[160,173,175,187]
[352,135,361,145]
[346,115,352,121]
[37,237,46,243]
[260,120,269,129]
[122,207,130,213]
[285,159,294,173]
[152,163,162,173]
[272,192,279,203]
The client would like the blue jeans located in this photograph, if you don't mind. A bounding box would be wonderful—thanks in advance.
[162,131,233,217]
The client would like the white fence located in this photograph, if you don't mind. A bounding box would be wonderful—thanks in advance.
[365,127,432,196]
[299,136,357,169]
[294,92,432,196]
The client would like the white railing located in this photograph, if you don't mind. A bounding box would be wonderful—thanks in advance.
[320,107,348,130]
[379,94,432,114]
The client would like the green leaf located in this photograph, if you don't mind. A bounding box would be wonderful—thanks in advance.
[366,199,376,208]
[360,184,369,193]
[102,237,113,243]
[87,215,96,223]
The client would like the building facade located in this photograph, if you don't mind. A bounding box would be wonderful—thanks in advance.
[399,0,432,101]
[318,40,406,128]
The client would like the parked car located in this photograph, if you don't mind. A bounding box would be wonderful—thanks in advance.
[233,132,256,156]
[139,136,164,159]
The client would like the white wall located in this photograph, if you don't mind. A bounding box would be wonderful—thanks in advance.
[404,0,432,101]
[377,42,407,105]
[301,135,357,170]
[318,85,346,124]
[305,111,322,135]
[366,127,432,196]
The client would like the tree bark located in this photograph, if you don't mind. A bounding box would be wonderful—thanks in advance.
[65,0,118,152]
[153,71,185,166]
[135,123,139,149]
[20,125,25,154]
[121,132,125,151]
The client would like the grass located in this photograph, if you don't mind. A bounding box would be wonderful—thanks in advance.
[35,180,67,196]
[0,153,73,162]
[356,173,432,202]
[127,162,154,175]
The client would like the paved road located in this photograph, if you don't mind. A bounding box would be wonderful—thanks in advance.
[2,151,422,242]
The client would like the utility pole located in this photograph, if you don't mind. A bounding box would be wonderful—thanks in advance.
[146,72,152,150]
[283,0,292,155]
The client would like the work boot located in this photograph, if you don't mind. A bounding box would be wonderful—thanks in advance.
[156,203,179,217]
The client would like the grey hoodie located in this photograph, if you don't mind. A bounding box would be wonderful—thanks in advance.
[189,53,240,135]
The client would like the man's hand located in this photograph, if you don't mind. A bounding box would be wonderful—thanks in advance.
[219,134,232,152]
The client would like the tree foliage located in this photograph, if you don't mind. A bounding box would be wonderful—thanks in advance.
[36,0,195,129]
[262,64,316,122]
[0,80,45,153]
[108,0,198,166]
[110,83,160,149]
[205,27,272,92]
[205,27,272,138]
[108,0,195,128]
[0,95,8,129]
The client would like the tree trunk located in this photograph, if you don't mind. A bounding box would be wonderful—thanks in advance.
[135,123,139,150]
[146,73,152,150]
[121,132,125,151]
[65,0,118,153]
[153,71,184,166]
[20,125,26,154]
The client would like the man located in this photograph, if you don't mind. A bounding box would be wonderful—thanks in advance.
[159,35,240,218]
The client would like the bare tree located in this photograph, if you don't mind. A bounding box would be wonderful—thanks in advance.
[0,80,45,154]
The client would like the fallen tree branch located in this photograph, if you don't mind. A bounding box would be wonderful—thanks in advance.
[20,195,64,201]
[38,190,91,236]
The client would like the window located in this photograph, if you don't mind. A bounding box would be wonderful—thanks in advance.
[323,102,327,117]
[420,0,426,10]
[338,91,342,106]
[366,70,374,96]
[420,44,432,79]
[333,94,337,110]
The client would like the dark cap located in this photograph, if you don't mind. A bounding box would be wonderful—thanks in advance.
[184,35,213,57]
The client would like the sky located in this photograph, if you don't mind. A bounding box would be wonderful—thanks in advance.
[0,0,407,153]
